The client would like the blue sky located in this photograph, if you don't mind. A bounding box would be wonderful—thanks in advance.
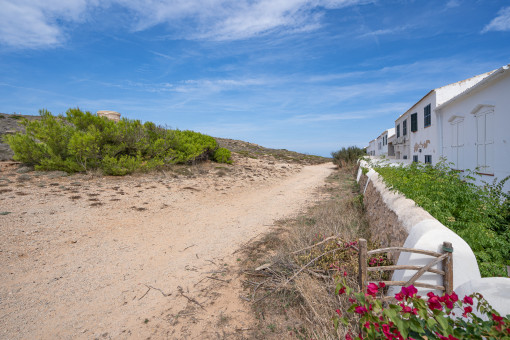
[0,0,509,157]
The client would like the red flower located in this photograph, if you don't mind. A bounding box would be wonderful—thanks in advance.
[428,296,443,311]
[364,321,370,329]
[335,309,342,317]
[345,333,353,340]
[354,306,368,315]
[367,283,379,297]
[462,306,473,317]
[492,313,504,326]
[394,292,404,301]
[338,286,346,295]
[436,333,459,340]
[449,292,459,302]
[401,285,418,298]
[463,296,473,305]
[379,282,386,288]
[349,298,356,303]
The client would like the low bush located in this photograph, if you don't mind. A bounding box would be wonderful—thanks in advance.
[373,160,510,277]
[332,146,366,168]
[4,108,232,175]
[336,280,510,339]
[213,147,232,164]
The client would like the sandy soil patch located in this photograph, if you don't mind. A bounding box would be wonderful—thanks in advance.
[0,157,334,339]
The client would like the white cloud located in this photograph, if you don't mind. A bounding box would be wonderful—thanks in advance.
[445,0,460,9]
[0,0,369,49]
[482,6,510,33]
[0,0,93,48]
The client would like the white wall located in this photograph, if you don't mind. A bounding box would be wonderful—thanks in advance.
[357,160,510,317]
[437,70,510,192]
[374,128,395,157]
[366,139,377,156]
[407,92,437,164]
[394,113,411,160]
[393,71,493,165]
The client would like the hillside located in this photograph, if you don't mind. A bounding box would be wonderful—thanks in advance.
[0,112,329,166]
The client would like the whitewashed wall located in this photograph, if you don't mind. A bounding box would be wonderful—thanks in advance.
[436,70,510,192]
[357,160,510,317]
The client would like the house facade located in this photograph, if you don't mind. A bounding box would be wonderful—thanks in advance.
[374,128,395,157]
[394,112,411,160]
[366,139,377,156]
[435,64,510,191]
[393,71,493,164]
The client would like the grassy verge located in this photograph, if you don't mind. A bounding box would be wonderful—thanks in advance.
[239,166,389,339]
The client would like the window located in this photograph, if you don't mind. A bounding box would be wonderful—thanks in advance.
[411,113,418,132]
[397,124,400,138]
[413,155,418,162]
[424,155,432,164]
[403,155,408,160]
[449,116,464,169]
[403,120,407,135]
[424,104,431,128]
[473,106,494,174]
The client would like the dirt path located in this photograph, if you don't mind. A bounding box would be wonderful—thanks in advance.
[0,160,334,339]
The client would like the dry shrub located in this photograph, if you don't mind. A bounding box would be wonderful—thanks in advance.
[242,165,373,339]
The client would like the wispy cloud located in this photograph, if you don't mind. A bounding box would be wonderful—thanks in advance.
[358,26,409,39]
[482,6,510,33]
[285,103,409,124]
[445,0,460,9]
[0,0,371,49]
[0,0,92,48]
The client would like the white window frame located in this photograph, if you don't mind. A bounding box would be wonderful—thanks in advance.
[470,104,495,175]
[448,115,464,170]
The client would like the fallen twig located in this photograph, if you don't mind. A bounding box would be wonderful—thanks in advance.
[291,235,343,255]
[178,287,205,310]
[146,284,171,297]
[206,276,231,283]
[181,244,196,252]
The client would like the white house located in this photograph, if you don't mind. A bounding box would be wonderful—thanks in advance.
[375,128,395,157]
[394,112,411,160]
[366,139,377,156]
[435,64,510,191]
[393,71,494,164]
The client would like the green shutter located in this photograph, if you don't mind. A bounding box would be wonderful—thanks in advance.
[411,113,418,132]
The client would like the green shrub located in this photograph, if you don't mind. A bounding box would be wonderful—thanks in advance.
[5,108,230,175]
[374,160,510,277]
[331,146,365,167]
[213,147,232,164]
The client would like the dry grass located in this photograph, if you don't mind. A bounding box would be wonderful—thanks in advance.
[240,165,376,339]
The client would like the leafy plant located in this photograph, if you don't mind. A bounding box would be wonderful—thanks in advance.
[335,280,510,340]
[373,160,510,277]
[213,147,232,164]
[332,146,366,168]
[5,108,232,175]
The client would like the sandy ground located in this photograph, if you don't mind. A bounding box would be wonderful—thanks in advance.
[0,157,334,339]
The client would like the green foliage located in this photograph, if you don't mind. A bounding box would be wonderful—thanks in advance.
[336,280,510,340]
[5,108,231,175]
[213,147,232,164]
[331,146,366,167]
[373,160,510,277]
